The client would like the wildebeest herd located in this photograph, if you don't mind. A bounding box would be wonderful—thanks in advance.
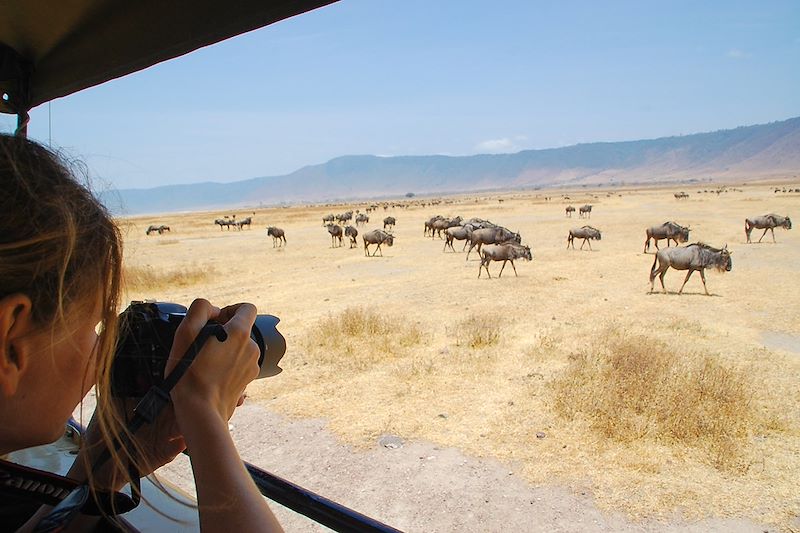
[145,198,791,296]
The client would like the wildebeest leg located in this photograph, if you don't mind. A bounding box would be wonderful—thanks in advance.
[658,268,668,293]
[580,238,587,250]
[678,269,694,294]
[498,260,507,278]
[364,243,369,256]
[375,243,382,257]
[586,239,592,251]
[510,260,518,277]
[567,236,572,249]
[466,242,475,260]
[699,268,709,295]
[770,227,776,243]
[643,237,650,253]
[758,228,769,243]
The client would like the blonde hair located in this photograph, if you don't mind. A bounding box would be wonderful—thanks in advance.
[0,133,139,510]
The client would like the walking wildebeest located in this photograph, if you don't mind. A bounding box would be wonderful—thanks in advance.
[567,226,601,250]
[322,213,335,226]
[674,192,689,199]
[466,227,521,260]
[745,214,792,243]
[336,211,353,225]
[326,223,343,248]
[565,205,575,217]
[579,205,593,218]
[355,213,369,226]
[363,229,394,256]
[267,226,286,247]
[443,224,475,252]
[214,218,235,230]
[478,242,532,278]
[383,216,396,231]
[236,216,252,230]
[643,221,690,253]
[345,225,359,248]
[146,224,170,235]
[649,242,732,295]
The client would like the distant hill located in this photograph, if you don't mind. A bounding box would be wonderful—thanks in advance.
[101,116,800,215]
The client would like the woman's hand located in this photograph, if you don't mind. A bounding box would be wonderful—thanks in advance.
[165,299,261,447]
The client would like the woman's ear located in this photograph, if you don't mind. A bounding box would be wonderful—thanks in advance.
[0,294,34,397]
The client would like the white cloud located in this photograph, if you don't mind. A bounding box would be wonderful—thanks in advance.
[475,137,519,153]
[727,48,752,59]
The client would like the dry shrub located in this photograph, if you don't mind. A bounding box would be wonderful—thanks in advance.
[304,307,424,371]
[124,264,216,292]
[551,329,758,470]
[453,313,503,348]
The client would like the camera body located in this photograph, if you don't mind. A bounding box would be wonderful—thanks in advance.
[112,301,285,398]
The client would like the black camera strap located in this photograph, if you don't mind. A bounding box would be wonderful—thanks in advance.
[33,323,228,532]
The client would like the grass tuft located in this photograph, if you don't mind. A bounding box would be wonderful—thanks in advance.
[304,307,424,371]
[453,313,503,348]
[551,328,759,470]
[124,264,216,292]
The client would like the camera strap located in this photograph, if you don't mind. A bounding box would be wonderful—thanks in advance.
[33,323,228,532]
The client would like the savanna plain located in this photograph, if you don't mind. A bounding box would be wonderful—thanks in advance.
[121,185,799,531]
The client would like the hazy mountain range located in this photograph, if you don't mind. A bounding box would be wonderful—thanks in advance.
[102,116,800,215]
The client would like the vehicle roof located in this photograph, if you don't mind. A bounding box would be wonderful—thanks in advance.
[0,0,336,115]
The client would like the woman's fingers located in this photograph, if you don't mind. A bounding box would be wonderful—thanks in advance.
[165,298,220,375]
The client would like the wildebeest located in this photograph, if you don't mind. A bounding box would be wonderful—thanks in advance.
[322,213,335,226]
[745,214,792,243]
[355,213,369,226]
[643,221,690,253]
[579,205,593,218]
[363,229,394,256]
[565,205,575,217]
[430,216,463,239]
[214,218,235,230]
[649,242,732,295]
[344,225,359,248]
[336,211,353,225]
[443,224,474,252]
[146,224,170,235]
[478,242,532,278]
[466,227,521,260]
[567,226,601,250]
[236,216,252,230]
[424,215,443,236]
[674,192,689,199]
[383,216,396,230]
[326,223,343,248]
[267,226,286,247]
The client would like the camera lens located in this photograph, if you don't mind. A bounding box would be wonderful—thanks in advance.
[251,314,285,378]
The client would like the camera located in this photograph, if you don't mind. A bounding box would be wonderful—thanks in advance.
[111,301,285,398]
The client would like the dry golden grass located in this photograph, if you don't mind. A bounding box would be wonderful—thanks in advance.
[302,307,424,371]
[118,183,800,529]
[551,327,761,471]
[124,265,217,292]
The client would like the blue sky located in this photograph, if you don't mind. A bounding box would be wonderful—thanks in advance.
[2,0,799,190]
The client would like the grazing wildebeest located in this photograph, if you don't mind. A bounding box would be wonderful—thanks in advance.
[745,214,792,243]
[322,213,335,226]
[355,213,369,226]
[214,218,234,230]
[443,224,475,252]
[146,224,170,235]
[326,223,343,248]
[478,242,532,278]
[579,205,592,218]
[383,216,396,230]
[565,205,575,217]
[567,226,602,250]
[466,227,521,260]
[344,225,359,248]
[465,217,495,228]
[674,192,689,199]
[643,221,690,253]
[649,243,732,295]
[336,211,353,225]
[267,226,286,247]
[363,229,394,256]
[236,216,252,230]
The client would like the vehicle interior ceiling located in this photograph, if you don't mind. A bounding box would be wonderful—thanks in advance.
[0,0,338,135]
